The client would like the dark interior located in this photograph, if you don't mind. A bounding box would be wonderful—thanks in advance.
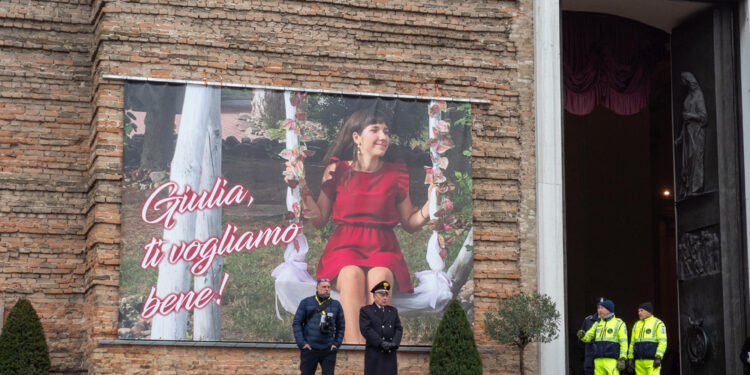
[563,18,680,374]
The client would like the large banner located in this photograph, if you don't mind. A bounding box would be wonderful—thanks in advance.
[118,82,473,344]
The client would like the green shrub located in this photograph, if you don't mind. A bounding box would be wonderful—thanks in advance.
[429,300,482,375]
[484,291,560,375]
[0,299,50,375]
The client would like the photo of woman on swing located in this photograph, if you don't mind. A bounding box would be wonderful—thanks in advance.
[294,108,434,344]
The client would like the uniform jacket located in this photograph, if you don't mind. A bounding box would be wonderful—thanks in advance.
[628,315,667,360]
[359,303,403,375]
[581,314,628,360]
[292,295,345,350]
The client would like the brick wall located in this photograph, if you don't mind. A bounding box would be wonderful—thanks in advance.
[2,0,537,373]
[0,0,92,373]
[90,346,436,375]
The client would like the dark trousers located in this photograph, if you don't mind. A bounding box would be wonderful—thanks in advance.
[584,354,594,375]
[300,348,337,375]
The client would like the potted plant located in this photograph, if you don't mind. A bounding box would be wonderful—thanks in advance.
[484,291,560,375]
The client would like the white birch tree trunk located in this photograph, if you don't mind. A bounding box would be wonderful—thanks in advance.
[249,89,266,124]
[193,87,223,341]
[150,84,218,340]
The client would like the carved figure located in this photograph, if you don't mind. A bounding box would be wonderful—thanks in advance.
[674,72,708,200]
[678,229,720,281]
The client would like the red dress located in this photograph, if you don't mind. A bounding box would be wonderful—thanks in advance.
[316,159,414,293]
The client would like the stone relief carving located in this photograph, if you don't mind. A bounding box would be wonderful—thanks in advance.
[678,228,720,281]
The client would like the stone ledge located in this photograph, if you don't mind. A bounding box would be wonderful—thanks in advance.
[97,339,496,353]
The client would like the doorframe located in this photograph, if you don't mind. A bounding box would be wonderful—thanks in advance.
[534,0,567,372]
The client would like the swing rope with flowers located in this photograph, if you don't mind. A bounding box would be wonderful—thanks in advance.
[271,94,473,319]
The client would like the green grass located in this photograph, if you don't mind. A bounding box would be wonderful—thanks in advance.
[221,243,295,342]
[402,314,442,344]
[119,256,159,296]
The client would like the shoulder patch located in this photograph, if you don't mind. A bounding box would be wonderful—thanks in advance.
[661,327,666,334]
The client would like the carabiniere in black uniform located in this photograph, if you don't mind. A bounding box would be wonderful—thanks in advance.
[359,281,403,375]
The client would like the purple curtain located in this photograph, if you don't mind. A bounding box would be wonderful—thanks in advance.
[563,12,667,116]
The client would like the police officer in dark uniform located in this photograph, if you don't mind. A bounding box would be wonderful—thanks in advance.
[359,280,403,375]
[579,310,599,375]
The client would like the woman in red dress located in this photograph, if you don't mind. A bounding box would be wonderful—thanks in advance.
[298,108,432,344]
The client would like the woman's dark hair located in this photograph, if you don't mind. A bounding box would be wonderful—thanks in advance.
[323,108,390,166]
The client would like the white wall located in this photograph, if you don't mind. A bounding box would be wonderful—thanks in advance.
[534,0,567,373]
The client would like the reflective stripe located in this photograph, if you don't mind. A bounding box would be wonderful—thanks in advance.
[630,318,661,359]
[631,317,667,360]
[591,317,629,359]
[596,320,621,342]
[633,317,662,343]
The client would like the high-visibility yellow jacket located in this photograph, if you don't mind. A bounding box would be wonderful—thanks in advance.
[628,315,667,360]
[581,315,628,359]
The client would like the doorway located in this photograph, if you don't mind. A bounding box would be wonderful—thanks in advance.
[561,12,679,374]
[538,0,748,373]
